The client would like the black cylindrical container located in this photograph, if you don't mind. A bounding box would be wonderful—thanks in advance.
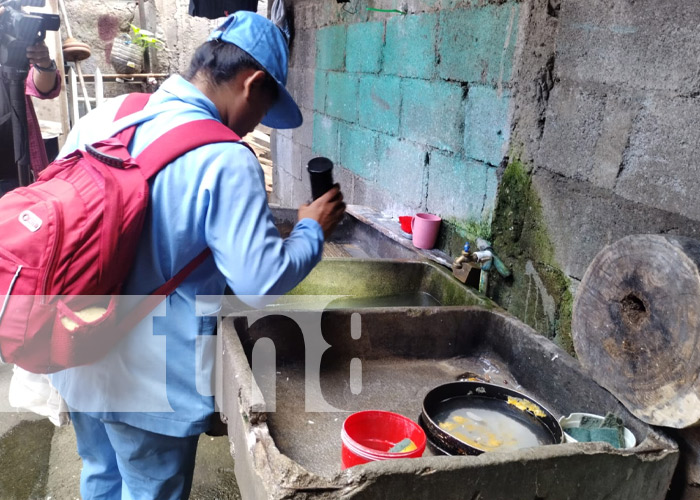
[307,157,334,200]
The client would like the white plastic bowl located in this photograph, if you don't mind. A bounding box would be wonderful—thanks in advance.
[558,412,636,449]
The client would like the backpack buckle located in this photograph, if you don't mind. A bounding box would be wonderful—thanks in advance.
[85,144,126,169]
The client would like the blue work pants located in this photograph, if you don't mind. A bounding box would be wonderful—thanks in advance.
[70,411,199,500]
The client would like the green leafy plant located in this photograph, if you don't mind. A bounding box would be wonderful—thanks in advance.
[129,24,165,50]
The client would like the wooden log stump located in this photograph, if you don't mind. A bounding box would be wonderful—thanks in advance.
[572,234,700,428]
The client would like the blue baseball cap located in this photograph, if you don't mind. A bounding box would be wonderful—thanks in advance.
[207,12,302,129]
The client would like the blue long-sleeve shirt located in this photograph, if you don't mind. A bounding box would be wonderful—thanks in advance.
[50,75,323,436]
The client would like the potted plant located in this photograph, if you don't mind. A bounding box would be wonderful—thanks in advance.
[110,24,165,74]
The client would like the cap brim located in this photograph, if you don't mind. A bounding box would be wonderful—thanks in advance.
[261,82,302,129]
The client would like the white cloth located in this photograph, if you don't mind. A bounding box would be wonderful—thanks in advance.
[271,0,290,43]
[9,365,70,426]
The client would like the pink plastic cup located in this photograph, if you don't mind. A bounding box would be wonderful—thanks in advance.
[411,213,441,249]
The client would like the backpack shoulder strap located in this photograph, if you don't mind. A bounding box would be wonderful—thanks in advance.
[116,248,213,335]
[112,93,152,147]
[108,93,255,178]
[114,93,151,120]
[134,119,254,179]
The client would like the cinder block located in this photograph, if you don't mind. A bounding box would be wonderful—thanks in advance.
[376,134,426,207]
[465,85,511,166]
[339,123,378,181]
[614,94,700,222]
[438,3,519,85]
[317,2,343,28]
[269,128,278,161]
[401,78,465,153]
[556,2,700,95]
[352,174,383,209]
[346,21,384,74]
[269,164,281,206]
[286,67,305,111]
[313,70,327,113]
[298,68,315,112]
[358,75,401,135]
[290,175,310,207]
[273,134,294,175]
[312,114,339,161]
[305,4,321,30]
[291,29,316,70]
[275,168,295,207]
[384,13,438,79]
[291,143,310,181]
[295,109,315,149]
[299,144,315,184]
[538,84,606,181]
[426,151,487,220]
[532,170,700,280]
[316,25,346,71]
[326,72,359,122]
[333,165,356,200]
[399,0,442,13]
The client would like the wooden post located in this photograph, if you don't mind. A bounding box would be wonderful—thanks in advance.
[69,67,78,126]
[41,0,70,147]
[94,67,104,107]
[137,0,152,74]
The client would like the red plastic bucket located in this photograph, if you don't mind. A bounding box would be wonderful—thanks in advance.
[341,410,427,468]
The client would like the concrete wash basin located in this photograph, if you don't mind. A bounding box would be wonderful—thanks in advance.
[217,306,678,500]
[286,259,492,309]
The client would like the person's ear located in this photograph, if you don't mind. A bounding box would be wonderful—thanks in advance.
[242,70,268,100]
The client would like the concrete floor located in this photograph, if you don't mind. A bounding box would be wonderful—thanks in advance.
[0,364,241,500]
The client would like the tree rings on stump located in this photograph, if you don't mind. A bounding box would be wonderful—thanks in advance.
[572,234,700,428]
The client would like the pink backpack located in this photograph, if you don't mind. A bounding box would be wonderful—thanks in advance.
[0,93,248,373]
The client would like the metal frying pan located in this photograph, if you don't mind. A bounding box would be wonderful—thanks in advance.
[420,381,563,456]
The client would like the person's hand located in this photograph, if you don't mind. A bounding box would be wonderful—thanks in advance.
[26,41,53,70]
[297,184,346,240]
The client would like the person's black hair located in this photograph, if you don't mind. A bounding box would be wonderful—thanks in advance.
[184,40,278,99]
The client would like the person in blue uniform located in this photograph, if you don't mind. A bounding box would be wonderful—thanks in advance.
[50,12,345,499]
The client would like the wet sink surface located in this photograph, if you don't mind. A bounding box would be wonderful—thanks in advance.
[267,355,521,478]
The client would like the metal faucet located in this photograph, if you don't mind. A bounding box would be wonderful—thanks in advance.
[452,242,472,269]
[452,239,510,294]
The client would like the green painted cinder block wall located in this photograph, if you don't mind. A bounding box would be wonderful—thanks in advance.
[312,2,520,240]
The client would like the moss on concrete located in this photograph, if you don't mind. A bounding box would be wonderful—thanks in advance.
[489,157,575,355]
[436,216,493,258]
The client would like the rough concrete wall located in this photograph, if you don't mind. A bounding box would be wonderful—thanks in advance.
[33,0,243,144]
[60,0,213,90]
[62,0,269,82]
[59,0,156,101]
[272,0,519,253]
[274,0,700,357]
[488,0,700,354]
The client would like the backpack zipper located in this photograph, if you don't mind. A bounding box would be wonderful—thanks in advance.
[0,265,23,325]
[41,199,64,302]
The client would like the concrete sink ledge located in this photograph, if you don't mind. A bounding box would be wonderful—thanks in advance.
[216,306,679,500]
[270,204,453,267]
